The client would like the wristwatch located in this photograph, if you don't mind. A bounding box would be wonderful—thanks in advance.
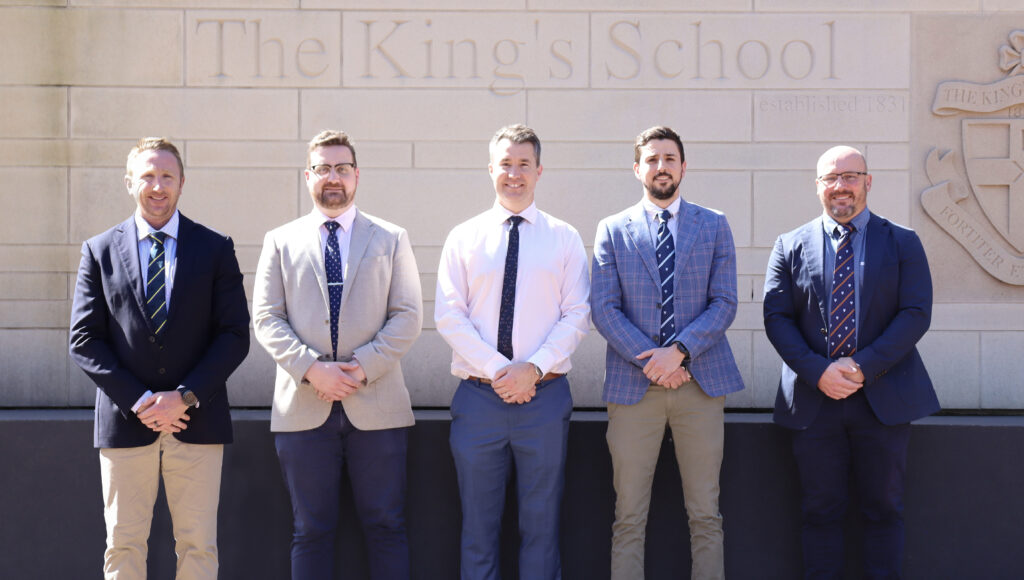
[177,387,199,408]
[672,341,691,369]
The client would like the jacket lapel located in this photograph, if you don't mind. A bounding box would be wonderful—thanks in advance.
[673,200,699,272]
[341,210,375,313]
[303,213,331,310]
[113,217,148,320]
[859,213,882,316]
[804,217,828,323]
[624,203,660,284]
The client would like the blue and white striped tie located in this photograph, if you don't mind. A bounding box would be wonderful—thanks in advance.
[656,209,676,345]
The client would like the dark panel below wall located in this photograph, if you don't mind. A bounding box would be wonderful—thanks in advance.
[1,411,1022,579]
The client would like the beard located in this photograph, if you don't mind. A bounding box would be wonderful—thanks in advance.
[827,188,859,219]
[316,184,351,209]
[647,173,680,200]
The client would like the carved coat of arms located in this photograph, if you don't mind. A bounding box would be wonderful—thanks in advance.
[922,30,1024,284]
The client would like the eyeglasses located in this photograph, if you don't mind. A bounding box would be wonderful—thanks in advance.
[310,163,355,178]
[817,171,867,186]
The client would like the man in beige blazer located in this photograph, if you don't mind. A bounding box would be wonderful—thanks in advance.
[253,129,422,580]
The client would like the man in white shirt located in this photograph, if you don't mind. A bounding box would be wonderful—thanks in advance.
[253,130,422,579]
[435,124,590,580]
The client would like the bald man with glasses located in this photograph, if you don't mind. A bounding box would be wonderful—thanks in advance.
[763,145,939,578]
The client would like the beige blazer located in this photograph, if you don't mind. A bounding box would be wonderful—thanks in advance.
[253,210,422,432]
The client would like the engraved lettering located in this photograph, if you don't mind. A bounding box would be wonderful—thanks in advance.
[781,40,814,80]
[446,39,480,79]
[737,40,769,80]
[654,40,684,79]
[196,19,246,78]
[693,21,724,80]
[491,39,525,95]
[361,20,412,78]
[607,20,641,80]
[549,39,573,80]
[296,38,327,78]
[251,20,285,79]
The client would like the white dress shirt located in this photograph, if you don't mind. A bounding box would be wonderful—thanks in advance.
[135,210,179,308]
[314,205,357,280]
[435,201,591,380]
[641,195,682,247]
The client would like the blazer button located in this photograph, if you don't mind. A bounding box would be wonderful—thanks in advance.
[158,368,166,374]
[148,336,156,343]
[325,319,330,325]
[819,328,827,335]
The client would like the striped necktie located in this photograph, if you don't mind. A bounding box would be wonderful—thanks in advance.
[829,224,857,358]
[145,232,168,336]
[656,209,676,345]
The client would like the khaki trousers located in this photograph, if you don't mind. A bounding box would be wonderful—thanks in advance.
[607,381,726,580]
[99,433,223,580]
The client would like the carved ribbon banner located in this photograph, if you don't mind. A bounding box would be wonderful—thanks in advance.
[921,148,1024,285]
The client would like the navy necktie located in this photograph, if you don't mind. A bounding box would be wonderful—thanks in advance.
[497,215,524,360]
[145,232,168,336]
[656,210,676,345]
[829,224,857,358]
[324,221,344,360]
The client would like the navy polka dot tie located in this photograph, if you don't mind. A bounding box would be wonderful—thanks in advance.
[656,210,676,346]
[324,221,344,361]
[829,224,857,358]
[497,215,523,361]
[145,232,168,336]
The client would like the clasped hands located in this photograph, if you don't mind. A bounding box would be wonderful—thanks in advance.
[137,390,190,434]
[304,360,367,402]
[636,346,690,389]
[817,356,864,400]
[492,362,538,405]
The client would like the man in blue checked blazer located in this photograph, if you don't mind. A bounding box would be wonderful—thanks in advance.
[592,126,744,580]
[763,146,938,578]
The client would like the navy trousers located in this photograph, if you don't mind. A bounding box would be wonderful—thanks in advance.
[275,402,410,580]
[791,389,911,580]
[449,376,573,580]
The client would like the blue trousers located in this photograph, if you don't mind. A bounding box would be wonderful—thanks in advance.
[791,390,911,580]
[275,402,410,580]
[449,376,573,580]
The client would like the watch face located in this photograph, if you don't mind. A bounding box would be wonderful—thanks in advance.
[181,390,198,406]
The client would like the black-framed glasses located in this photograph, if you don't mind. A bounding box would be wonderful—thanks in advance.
[310,163,355,177]
[817,171,867,186]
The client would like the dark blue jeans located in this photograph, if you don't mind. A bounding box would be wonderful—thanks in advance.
[276,402,410,580]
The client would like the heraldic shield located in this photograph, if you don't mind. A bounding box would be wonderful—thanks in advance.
[963,118,1024,253]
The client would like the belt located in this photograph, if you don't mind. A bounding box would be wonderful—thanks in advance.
[468,372,564,385]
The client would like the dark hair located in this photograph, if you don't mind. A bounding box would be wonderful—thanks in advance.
[490,124,541,165]
[307,129,357,168]
[634,126,685,164]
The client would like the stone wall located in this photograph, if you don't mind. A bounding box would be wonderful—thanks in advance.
[2,1,1022,409]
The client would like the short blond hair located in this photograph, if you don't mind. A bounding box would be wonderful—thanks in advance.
[307,130,357,168]
[126,137,183,178]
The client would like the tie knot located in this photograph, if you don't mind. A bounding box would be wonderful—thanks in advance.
[657,209,671,224]
[836,223,854,238]
[324,220,340,234]
[148,232,167,245]
[508,215,524,228]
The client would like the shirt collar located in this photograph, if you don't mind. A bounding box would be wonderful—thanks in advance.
[491,200,538,225]
[822,208,870,238]
[135,210,180,241]
[641,196,681,219]
[313,204,357,232]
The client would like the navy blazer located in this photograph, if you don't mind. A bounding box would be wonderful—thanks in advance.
[765,212,937,428]
[763,212,939,429]
[70,214,250,448]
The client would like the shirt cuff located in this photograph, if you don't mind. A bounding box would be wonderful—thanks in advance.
[131,390,154,413]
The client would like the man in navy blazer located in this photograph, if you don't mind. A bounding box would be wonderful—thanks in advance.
[69,137,250,579]
[763,145,939,578]
[592,126,744,580]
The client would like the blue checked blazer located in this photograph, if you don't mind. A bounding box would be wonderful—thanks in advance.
[592,200,745,405]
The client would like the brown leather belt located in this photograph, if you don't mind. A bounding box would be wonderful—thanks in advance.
[469,372,564,385]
